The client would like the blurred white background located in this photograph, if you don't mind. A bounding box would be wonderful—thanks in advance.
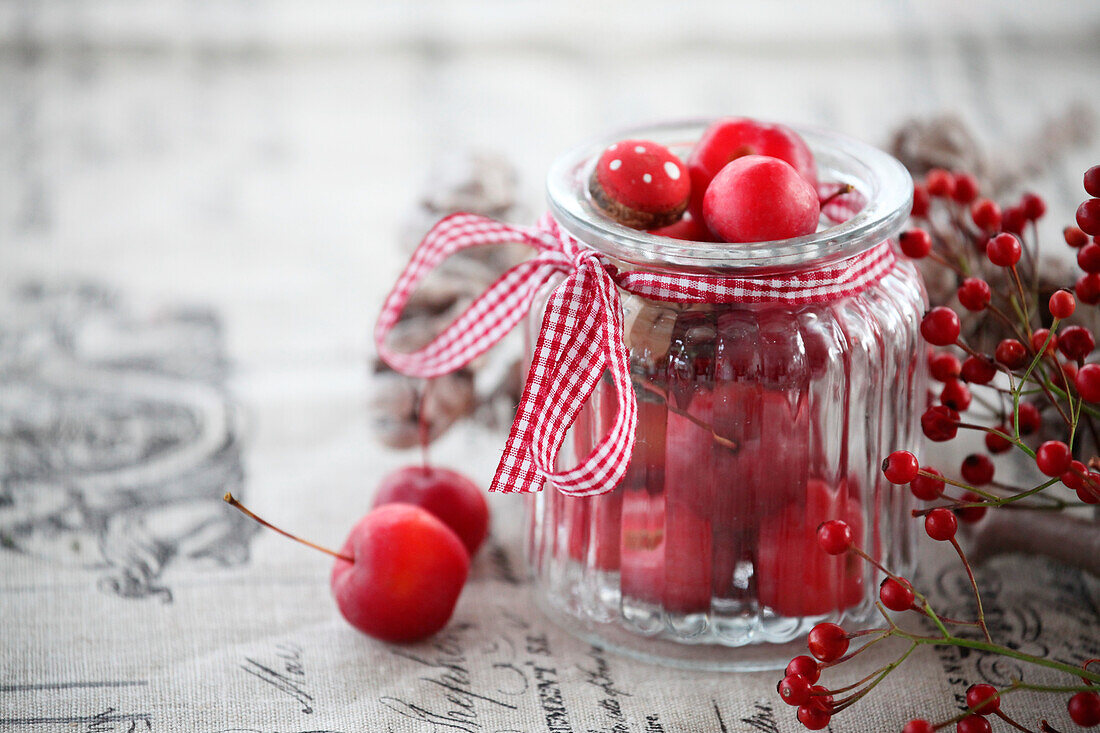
[2,0,1098,525]
[2,0,1099,542]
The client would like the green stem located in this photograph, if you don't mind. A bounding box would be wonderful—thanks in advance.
[986,477,1060,507]
[890,631,1100,684]
[830,642,918,714]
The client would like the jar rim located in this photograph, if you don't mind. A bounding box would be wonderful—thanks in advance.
[546,118,913,275]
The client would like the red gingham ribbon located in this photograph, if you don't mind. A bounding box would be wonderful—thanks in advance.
[375,212,897,496]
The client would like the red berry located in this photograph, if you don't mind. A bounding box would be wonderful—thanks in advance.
[883,450,920,484]
[1080,481,1100,505]
[960,355,997,385]
[1062,460,1087,491]
[808,686,834,713]
[921,307,961,346]
[807,622,849,662]
[952,172,980,204]
[590,140,691,230]
[956,715,992,733]
[966,683,1001,715]
[956,492,987,524]
[1069,690,1100,726]
[926,168,955,198]
[796,705,831,730]
[995,339,1028,369]
[941,379,971,411]
[971,198,1002,232]
[912,184,931,218]
[373,466,490,557]
[1036,440,1072,477]
[904,721,936,733]
[1077,273,1100,305]
[1031,328,1058,356]
[1017,402,1041,434]
[786,655,820,684]
[778,673,812,707]
[1080,243,1100,273]
[1078,199,1100,237]
[1076,363,1100,402]
[930,351,962,382]
[816,519,854,555]
[879,577,916,611]
[1059,326,1096,362]
[687,117,817,221]
[911,468,945,501]
[1060,360,1080,387]
[702,156,820,243]
[1066,226,1090,248]
[1050,289,1077,319]
[1021,191,1046,220]
[987,232,1022,267]
[1001,205,1027,235]
[1038,330,1065,359]
[925,508,958,541]
[900,228,933,258]
[922,405,960,442]
[957,278,991,311]
[960,454,994,486]
[985,428,1013,454]
[331,504,470,642]
[1085,166,1100,198]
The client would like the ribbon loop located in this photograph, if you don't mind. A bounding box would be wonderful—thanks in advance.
[375,211,898,496]
[374,214,567,378]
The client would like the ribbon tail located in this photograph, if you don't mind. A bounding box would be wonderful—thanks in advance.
[490,260,638,497]
[540,265,637,496]
[488,309,566,495]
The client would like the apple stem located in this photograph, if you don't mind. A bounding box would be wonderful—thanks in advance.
[819,182,855,208]
[418,379,432,474]
[223,493,354,563]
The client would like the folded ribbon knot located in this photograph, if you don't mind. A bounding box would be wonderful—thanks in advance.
[375,211,897,496]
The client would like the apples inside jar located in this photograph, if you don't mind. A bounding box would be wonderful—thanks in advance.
[530,118,921,668]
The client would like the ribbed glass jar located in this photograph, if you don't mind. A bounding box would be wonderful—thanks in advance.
[524,120,926,671]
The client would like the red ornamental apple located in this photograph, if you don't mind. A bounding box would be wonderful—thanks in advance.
[649,212,720,242]
[331,504,469,642]
[373,465,490,557]
[756,478,864,617]
[224,494,469,643]
[618,491,713,614]
[687,117,818,221]
[702,156,821,243]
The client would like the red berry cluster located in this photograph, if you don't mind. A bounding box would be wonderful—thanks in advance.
[778,164,1100,731]
[777,510,1100,732]
[590,118,829,243]
[907,166,1100,510]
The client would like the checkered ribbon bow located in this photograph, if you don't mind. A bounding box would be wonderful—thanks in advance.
[375,212,897,496]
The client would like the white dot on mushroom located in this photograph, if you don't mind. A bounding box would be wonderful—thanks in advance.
[643,173,652,183]
[634,146,646,154]
[609,159,622,171]
[664,162,681,180]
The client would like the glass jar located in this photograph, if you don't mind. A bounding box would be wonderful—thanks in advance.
[524,119,925,670]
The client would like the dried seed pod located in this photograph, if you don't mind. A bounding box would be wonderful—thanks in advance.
[370,371,477,449]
